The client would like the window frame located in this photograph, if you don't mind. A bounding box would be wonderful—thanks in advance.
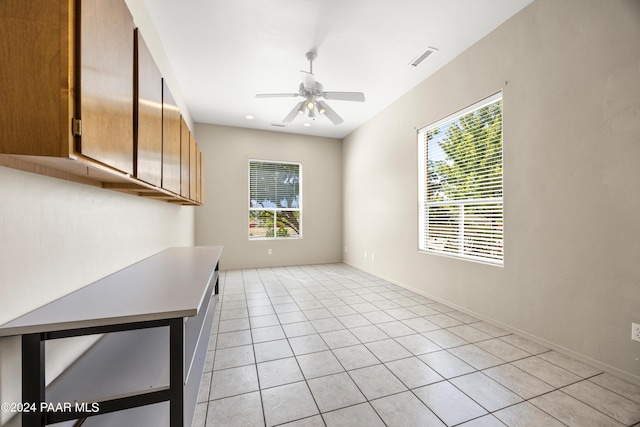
[417,92,504,266]
[248,159,303,240]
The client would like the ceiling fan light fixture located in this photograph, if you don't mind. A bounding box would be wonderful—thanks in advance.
[255,51,365,126]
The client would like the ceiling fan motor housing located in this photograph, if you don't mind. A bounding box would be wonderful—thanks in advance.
[305,51,317,63]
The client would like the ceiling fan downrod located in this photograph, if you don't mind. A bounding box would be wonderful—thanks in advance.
[305,51,317,74]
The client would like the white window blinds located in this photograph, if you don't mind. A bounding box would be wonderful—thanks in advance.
[418,93,503,264]
[249,160,301,239]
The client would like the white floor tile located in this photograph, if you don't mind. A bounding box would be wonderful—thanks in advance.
[297,350,344,379]
[322,403,385,427]
[209,364,259,400]
[204,264,635,427]
[348,364,407,400]
[370,391,445,427]
[333,344,380,370]
[206,391,264,427]
[414,381,487,425]
[385,356,443,389]
[261,381,319,427]
[450,372,523,412]
[562,380,640,425]
[307,372,366,412]
[257,357,304,389]
[512,356,581,388]
[494,401,566,427]
[419,350,476,379]
[483,363,554,399]
[531,390,625,427]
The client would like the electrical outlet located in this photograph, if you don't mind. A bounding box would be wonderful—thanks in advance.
[268,248,272,255]
[632,323,640,342]
[345,246,348,253]
[364,251,367,259]
[371,253,375,261]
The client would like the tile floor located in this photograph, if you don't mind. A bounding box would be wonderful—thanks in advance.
[192,264,640,427]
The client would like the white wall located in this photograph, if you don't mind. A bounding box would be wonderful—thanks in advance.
[0,3,197,423]
[0,3,198,425]
[195,124,342,269]
[343,0,640,384]
[0,167,195,426]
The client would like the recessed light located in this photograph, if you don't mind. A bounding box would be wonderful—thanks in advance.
[245,115,255,120]
[303,123,311,127]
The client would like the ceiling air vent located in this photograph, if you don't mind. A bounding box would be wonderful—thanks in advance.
[271,123,285,128]
[409,47,438,67]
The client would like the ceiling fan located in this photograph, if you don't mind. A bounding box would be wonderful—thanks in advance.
[255,51,365,125]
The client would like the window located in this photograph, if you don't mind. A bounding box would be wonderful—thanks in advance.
[249,160,301,239]
[418,93,503,265]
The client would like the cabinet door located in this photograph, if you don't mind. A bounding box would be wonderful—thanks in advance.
[189,134,197,201]
[198,147,205,204]
[0,0,70,156]
[162,80,181,194]
[79,0,134,175]
[135,29,162,187]
[180,117,190,197]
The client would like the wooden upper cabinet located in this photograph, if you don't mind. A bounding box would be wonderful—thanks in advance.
[0,0,204,205]
[78,0,135,175]
[0,0,73,157]
[180,117,190,198]
[162,80,181,195]
[136,29,162,187]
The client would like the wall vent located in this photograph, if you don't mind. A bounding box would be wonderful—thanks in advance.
[409,47,438,67]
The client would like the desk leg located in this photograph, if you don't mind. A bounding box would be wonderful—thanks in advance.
[22,334,45,427]
[169,318,184,427]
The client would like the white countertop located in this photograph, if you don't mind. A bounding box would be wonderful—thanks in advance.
[0,246,223,337]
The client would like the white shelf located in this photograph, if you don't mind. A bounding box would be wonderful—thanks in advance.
[46,326,170,404]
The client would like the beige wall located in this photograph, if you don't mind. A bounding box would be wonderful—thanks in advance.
[195,124,343,269]
[343,0,640,384]
[0,167,195,426]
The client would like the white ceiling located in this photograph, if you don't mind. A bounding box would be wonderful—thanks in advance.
[142,0,533,139]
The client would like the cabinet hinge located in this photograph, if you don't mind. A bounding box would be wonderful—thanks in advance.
[72,118,82,137]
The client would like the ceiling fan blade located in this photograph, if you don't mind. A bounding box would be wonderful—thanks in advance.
[323,91,365,102]
[255,93,299,98]
[319,102,344,125]
[283,101,305,123]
